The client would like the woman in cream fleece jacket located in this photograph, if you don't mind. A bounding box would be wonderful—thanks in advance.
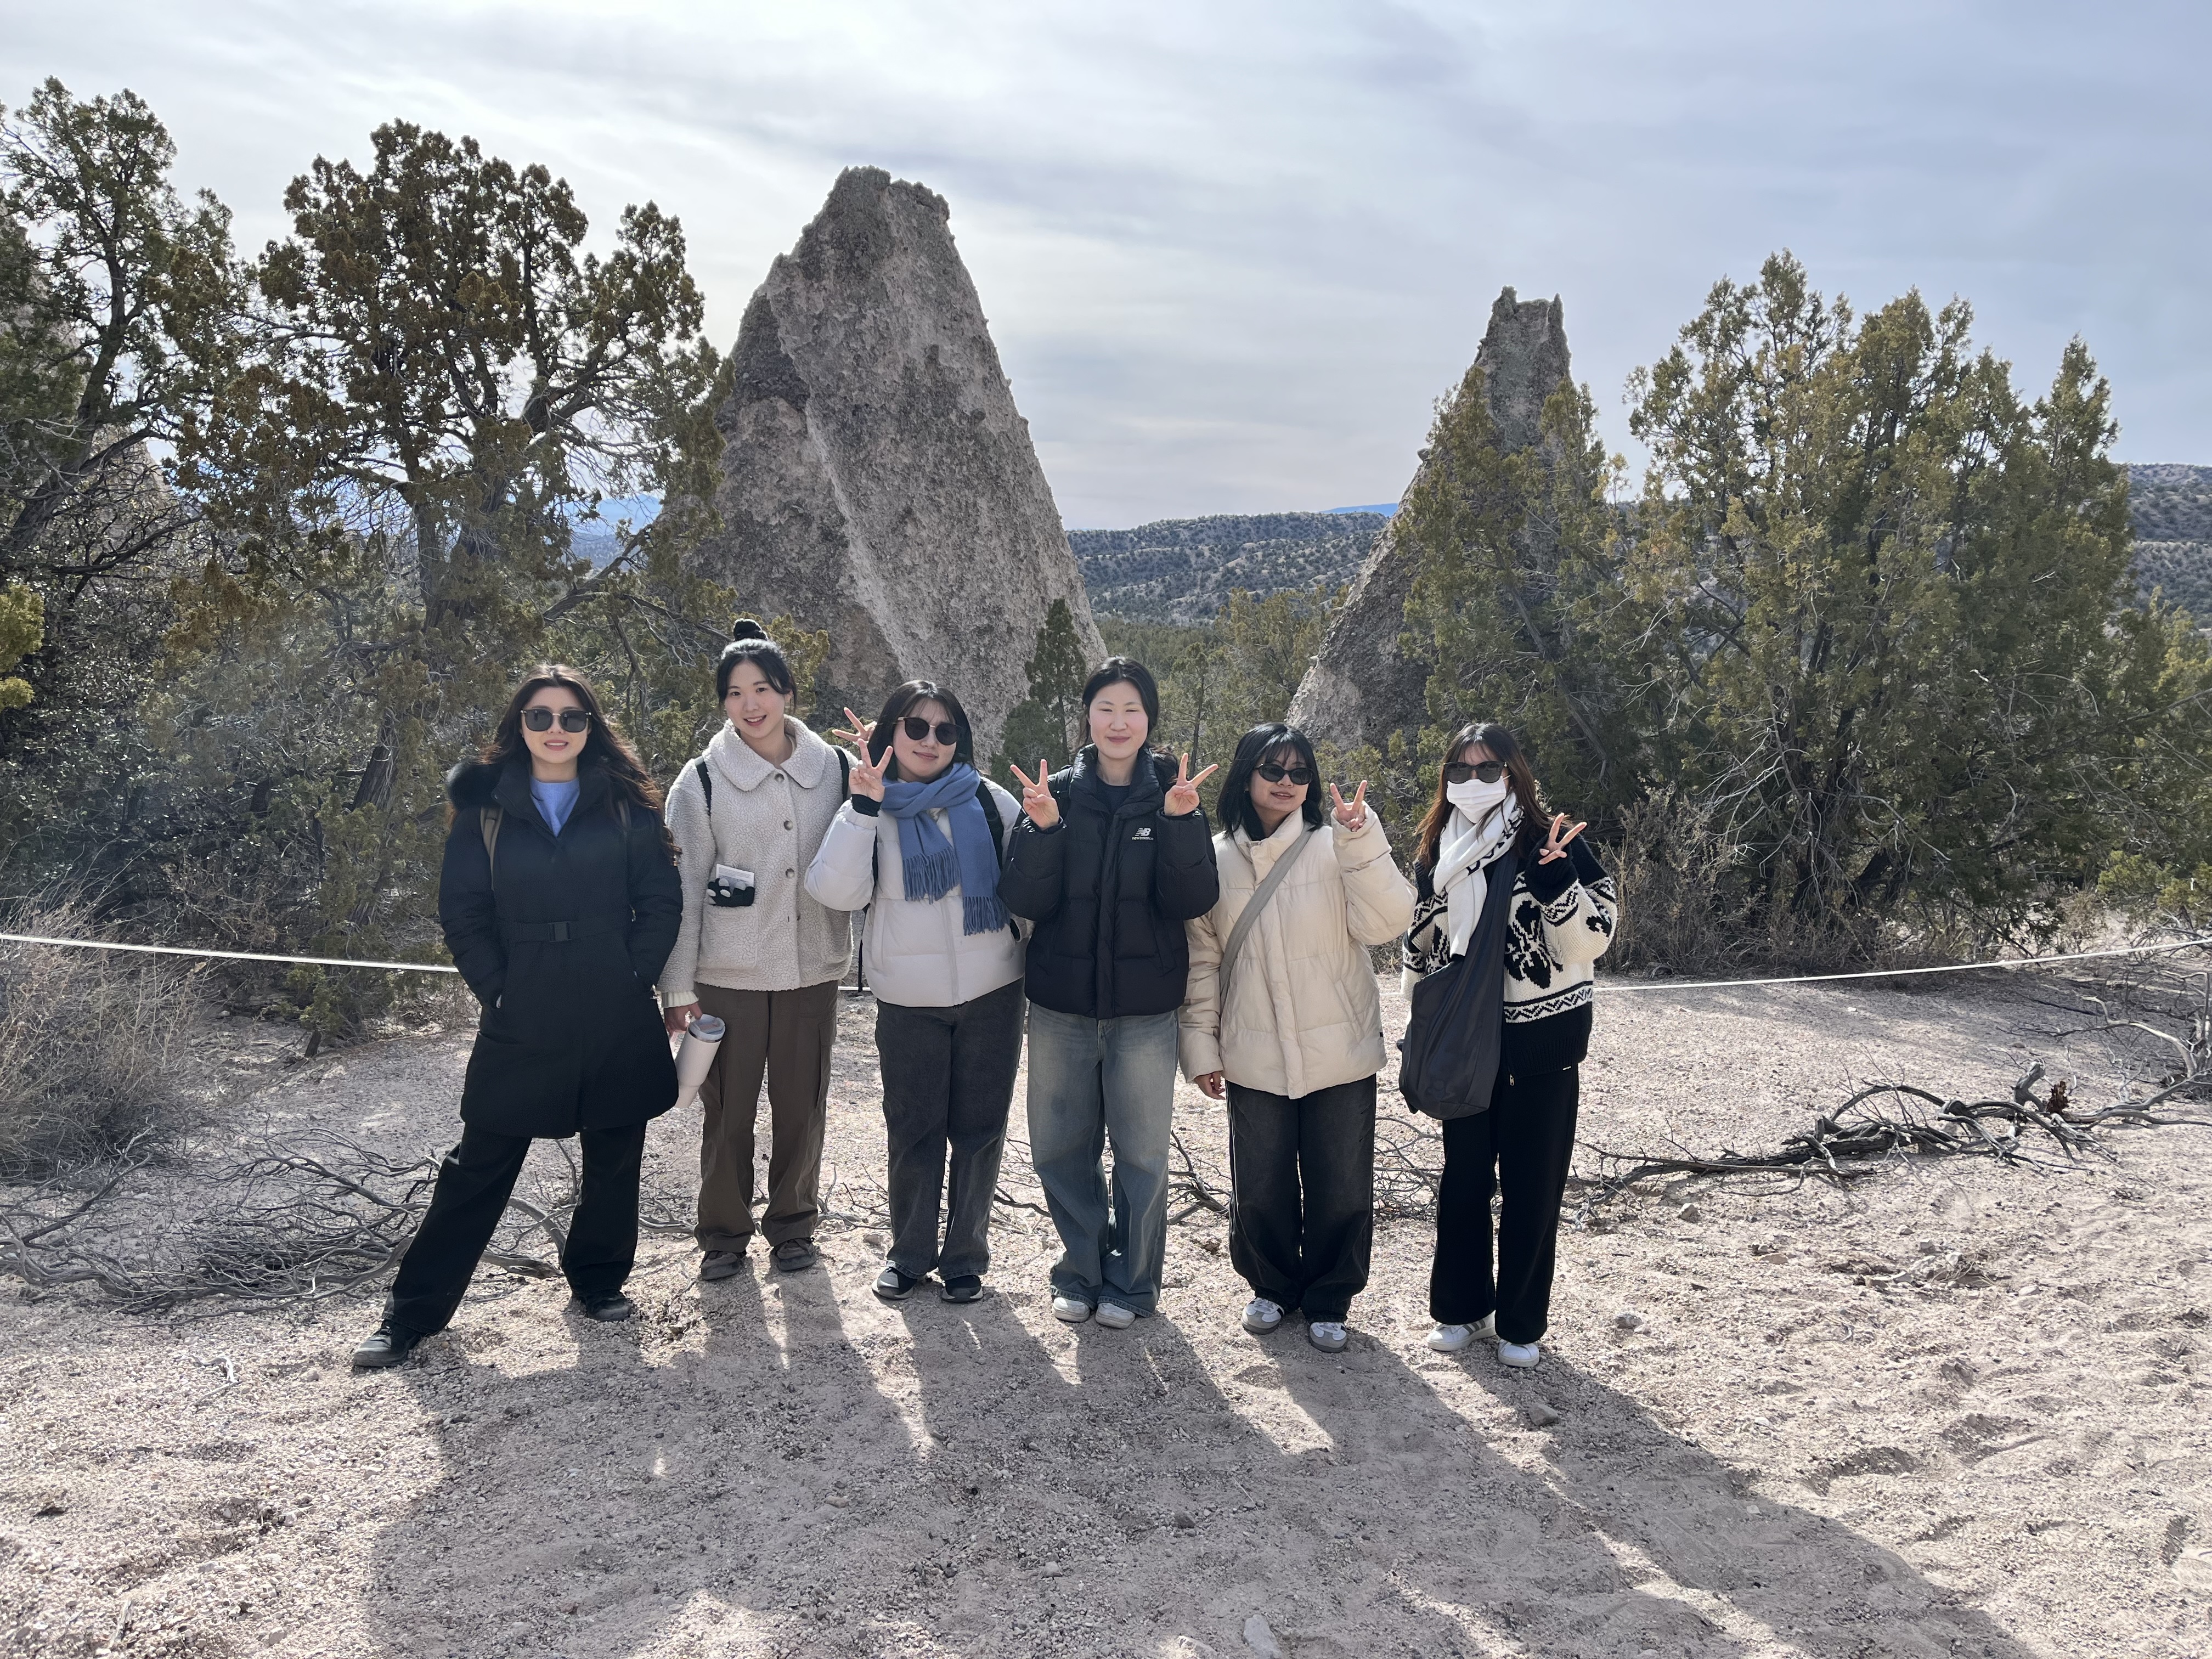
[1180,723,1414,1351]
[659,621,851,1279]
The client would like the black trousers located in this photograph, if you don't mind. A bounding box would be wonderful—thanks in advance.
[1428,1063,1579,1343]
[874,979,1025,1279]
[1226,1075,1376,1323]
[386,1121,647,1335]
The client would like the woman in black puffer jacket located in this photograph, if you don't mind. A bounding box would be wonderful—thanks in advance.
[1000,658,1219,1329]
[352,665,682,1368]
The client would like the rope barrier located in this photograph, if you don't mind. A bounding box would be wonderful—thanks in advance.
[0,933,458,974]
[1,930,2205,991]
[1610,934,2212,993]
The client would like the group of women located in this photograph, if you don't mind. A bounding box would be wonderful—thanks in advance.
[351,618,1618,1373]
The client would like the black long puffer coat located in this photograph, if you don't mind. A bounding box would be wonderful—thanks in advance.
[999,747,1220,1020]
[439,758,683,1137]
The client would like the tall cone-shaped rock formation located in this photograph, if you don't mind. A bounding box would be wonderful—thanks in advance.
[1288,288,1573,752]
[690,167,1104,753]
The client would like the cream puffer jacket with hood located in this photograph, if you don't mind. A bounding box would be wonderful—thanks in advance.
[659,718,852,1003]
[804,778,1026,1010]
[1180,810,1415,1100]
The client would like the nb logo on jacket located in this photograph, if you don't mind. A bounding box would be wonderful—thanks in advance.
[1131,826,1154,840]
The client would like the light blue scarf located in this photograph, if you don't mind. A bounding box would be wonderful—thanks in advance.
[879,763,1007,935]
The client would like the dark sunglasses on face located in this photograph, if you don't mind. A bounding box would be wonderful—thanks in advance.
[901,716,961,745]
[522,707,592,733]
[1443,760,1507,785]
[1256,763,1313,786]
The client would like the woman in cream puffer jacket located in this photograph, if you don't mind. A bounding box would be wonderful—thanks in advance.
[1180,723,1414,1351]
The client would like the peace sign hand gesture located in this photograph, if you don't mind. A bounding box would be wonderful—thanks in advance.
[1164,753,1217,818]
[827,707,876,749]
[847,744,888,803]
[1329,780,1369,832]
[1008,760,1060,830]
[1538,812,1587,864]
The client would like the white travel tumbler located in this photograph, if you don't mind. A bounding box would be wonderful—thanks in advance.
[673,1014,726,1108]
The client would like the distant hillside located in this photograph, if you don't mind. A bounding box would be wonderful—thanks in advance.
[2130,464,2212,621]
[1068,511,1387,624]
[1068,470,2210,628]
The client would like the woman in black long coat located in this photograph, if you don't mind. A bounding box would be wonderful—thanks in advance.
[352,665,683,1367]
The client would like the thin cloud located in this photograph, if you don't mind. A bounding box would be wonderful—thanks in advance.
[5,0,2203,527]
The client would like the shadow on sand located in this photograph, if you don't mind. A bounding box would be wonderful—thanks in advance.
[356,1248,2036,1658]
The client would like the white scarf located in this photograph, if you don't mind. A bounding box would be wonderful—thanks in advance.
[1436,799,1521,957]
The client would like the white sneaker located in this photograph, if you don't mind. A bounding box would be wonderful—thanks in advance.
[1051,1295,1091,1324]
[1307,1321,1348,1353]
[1425,1313,1493,1352]
[1094,1301,1137,1330]
[1498,1339,1542,1369]
[1242,1297,1284,1334]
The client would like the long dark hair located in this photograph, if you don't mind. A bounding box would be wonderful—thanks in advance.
[1080,657,1161,752]
[1218,723,1324,840]
[1413,721,1543,873]
[867,680,975,781]
[716,617,796,702]
[479,664,668,830]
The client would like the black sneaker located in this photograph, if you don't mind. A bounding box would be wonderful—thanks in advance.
[575,1291,635,1322]
[698,1249,747,1282]
[351,1321,426,1369]
[770,1238,817,1273]
[874,1265,923,1301]
[940,1274,983,1304]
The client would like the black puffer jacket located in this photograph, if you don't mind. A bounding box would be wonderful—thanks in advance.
[1000,748,1220,1020]
[439,758,683,1137]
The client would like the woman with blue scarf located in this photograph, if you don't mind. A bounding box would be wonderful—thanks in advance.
[807,681,1025,1304]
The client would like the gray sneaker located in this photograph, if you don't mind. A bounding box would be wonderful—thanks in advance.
[699,1249,746,1282]
[1307,1320,1348,1353]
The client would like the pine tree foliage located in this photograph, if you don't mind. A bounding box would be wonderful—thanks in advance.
[1615,253,2210,945]
[995,597,1090,774]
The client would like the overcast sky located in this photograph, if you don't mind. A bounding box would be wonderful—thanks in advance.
[7,1,2205,528]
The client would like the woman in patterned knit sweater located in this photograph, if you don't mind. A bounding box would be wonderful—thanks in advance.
[1400,721,1618,1370]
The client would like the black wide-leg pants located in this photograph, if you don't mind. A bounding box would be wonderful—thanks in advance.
[1427,1064,1579,1344]
[1226,1075,1376,1324]
[874,979,1026,1279]
[385,1121,647,1335]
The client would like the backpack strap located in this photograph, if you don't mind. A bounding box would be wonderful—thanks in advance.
[974,781,1020,937]
[975,780,1008,860]
[839,748,851,798]
[693,755,713,811]
[479,804,503,889]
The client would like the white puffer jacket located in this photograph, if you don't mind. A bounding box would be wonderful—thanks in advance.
[804,780,1026,1010]
[1180,811,1416,1100]
[659,719,853,1002]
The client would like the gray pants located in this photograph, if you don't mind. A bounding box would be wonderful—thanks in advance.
[874,980,1025,1279]
[1024,1003,1180,1315]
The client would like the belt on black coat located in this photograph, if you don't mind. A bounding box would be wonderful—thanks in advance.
[499,916,630,944]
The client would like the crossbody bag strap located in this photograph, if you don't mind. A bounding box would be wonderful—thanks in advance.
[1216,826,1316,997]
[693,755,713,810]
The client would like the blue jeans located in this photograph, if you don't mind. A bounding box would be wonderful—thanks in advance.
[1024,1003,1180,1315]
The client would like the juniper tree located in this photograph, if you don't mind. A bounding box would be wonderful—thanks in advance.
[167,121,724,1026]
[1620,251,2209,946]
[0,80,247,879]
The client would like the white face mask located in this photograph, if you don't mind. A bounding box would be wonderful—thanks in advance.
[1446,775,1510,818]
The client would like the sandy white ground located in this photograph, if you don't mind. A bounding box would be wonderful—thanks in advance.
[4,968,2210,1658]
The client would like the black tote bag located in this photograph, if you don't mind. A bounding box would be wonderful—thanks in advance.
[1397,849,1516,1120]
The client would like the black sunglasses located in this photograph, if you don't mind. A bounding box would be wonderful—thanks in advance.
[1256,763,1313,786]
[522,708,592,733]
[901,716,961,746]
[1443,760,1506,785]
